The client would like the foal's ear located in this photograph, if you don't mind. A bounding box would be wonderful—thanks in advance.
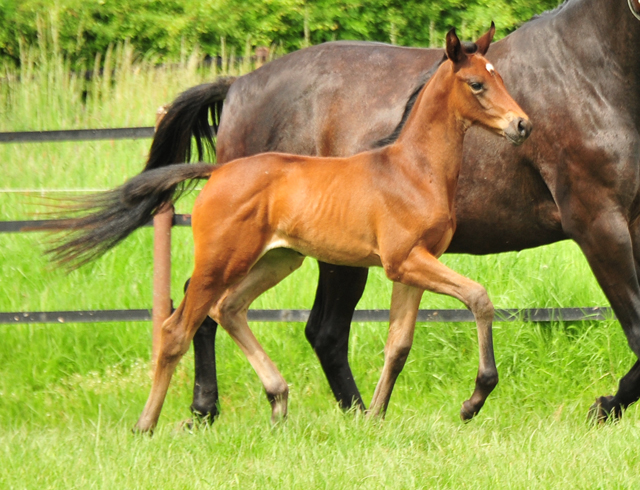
[445,28,465,64]
[475,21,496,56]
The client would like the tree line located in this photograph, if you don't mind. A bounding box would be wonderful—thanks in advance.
[0,0,562,66]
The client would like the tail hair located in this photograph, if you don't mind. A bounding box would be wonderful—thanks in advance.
[45,163,215,269]
[145,77,235,171]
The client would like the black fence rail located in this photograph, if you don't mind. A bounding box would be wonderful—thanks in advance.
[0,307,616,325]
[0,127,616,326]
[0,127,155,143]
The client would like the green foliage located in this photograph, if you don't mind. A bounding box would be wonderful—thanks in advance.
[0,0,563,67]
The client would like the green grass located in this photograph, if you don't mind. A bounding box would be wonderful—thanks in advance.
[1,44,639,489]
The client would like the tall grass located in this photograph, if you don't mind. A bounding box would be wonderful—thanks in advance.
[0,41,637,488]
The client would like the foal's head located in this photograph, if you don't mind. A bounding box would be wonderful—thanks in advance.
[444,24,532,146]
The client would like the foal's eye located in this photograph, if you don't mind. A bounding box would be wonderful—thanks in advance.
[469,82,484,93]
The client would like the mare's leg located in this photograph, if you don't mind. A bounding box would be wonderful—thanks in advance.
[587,214,640,421]
[305,263,369,410]
[135,269,224,433]
[212,249,305,422]
[368,282,423,418]
[383,248,497,421]
[185,279,220,422]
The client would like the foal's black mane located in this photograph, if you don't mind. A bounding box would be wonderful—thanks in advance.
[373,41,478,148]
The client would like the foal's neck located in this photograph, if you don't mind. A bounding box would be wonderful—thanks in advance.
[389,66,467,182]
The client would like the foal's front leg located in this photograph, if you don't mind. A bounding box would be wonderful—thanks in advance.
[368,282,423,418]
[384,247,498,421]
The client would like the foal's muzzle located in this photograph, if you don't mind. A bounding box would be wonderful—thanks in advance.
[505,117,533,146]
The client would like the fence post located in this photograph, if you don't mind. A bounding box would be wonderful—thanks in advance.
[152,105,172,363]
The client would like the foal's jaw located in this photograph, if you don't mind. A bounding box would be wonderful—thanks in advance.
[460,100,532,146]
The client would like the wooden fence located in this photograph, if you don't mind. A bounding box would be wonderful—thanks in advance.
[0,122,617,357]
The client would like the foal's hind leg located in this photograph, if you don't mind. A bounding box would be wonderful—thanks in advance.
[212,249,305,423]
[382,247,497,421]
[135,271,224,433]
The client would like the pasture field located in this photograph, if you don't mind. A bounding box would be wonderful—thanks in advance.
[1,46,639,489]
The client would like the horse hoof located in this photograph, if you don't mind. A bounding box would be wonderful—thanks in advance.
[187,411,218,428]
[587,395,619,425]
[180,418,204,433]
[270,413,287,426]
[131,424,154,436]
[364,408,385,421]
[460,401,476,422]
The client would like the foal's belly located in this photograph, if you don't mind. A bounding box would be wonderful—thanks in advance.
[262,234,383,268]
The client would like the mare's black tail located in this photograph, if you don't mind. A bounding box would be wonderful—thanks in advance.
[46,163,215,269]
[146,77,236,170]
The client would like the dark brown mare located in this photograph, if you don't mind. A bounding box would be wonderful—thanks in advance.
[178,0,639,423]
[57,0,640,423]
[49,28,531,431]
[138,0,640,423]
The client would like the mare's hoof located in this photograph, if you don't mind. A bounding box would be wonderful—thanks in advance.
[185,411,217,430]
[180,418,201,432]
[588,395,620,425]
[460,401,477,422]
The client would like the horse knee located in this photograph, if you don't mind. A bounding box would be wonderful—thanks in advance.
[213,297,245,332]
[467,285,494,322]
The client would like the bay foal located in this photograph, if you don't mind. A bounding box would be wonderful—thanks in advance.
[132,26,530,432]
[46,26,531,432]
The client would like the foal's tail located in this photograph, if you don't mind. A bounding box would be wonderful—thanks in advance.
[45,77,236,268]
[146,77,236,170]
[46,163,215,269]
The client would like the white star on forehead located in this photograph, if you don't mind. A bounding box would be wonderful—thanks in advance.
[486,63,496,75]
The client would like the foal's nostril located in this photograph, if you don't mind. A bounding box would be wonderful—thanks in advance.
[505,117,532,145]
[517,119,526,135]
[517,118,532,138]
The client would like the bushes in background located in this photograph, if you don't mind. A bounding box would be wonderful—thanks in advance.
[0,0,561,66]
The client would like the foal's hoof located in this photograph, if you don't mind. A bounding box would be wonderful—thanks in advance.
[131,424,154,436]
[588,396,620,425]
[364,408,385,421]
[180,418,202,433]
[270,411,288,426]
[460,401,477,422]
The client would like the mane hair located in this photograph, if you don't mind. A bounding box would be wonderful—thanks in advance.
[373,41,478,148]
